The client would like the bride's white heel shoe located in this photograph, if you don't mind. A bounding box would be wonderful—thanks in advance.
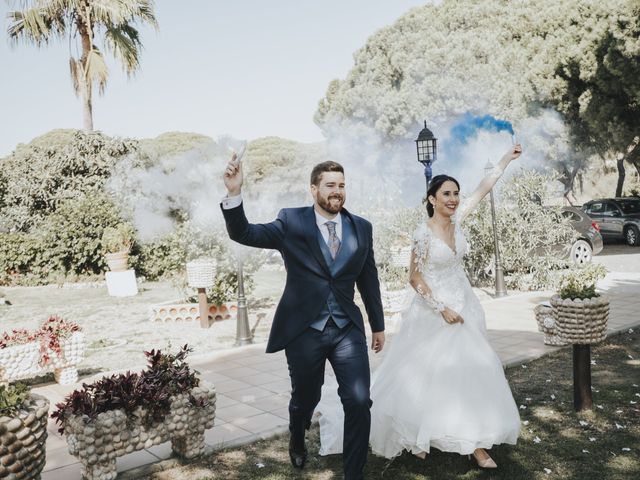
[469,450,497,469]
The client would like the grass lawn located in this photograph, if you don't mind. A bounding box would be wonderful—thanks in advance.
[142,329,639,480]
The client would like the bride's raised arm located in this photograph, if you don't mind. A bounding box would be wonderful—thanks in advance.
[456,144,522,222]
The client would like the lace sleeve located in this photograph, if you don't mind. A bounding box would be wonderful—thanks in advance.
[411,224,429,274]
[455,164,505,223]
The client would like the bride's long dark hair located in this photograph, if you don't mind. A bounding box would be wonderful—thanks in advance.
[425,175,460,217]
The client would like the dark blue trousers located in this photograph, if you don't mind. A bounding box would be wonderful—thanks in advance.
[285,320,371,480]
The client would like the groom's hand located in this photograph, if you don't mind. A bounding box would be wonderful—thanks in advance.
[223,152,243,196]
[371,331,385,353]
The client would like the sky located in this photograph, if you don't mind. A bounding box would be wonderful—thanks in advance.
[0,0,427,157]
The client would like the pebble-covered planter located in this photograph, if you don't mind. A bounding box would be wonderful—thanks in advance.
[0,332,85,385]
[534,302,567,346]
[0,393,49,479]
[48,331,85,385]
[63,384,216,480]
[0,342,41,384]
[550,295,609,344]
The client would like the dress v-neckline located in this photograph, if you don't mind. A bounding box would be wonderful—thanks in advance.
[426,222,457,256]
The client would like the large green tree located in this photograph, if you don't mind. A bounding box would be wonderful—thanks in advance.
[6,0,158,131]
[315,0,639,195]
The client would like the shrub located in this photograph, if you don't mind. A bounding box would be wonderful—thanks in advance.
[101,223,135,254]
[0,129,138,233]
[51,345,203,434]
[0,383,30,416]
[558,263,608,300]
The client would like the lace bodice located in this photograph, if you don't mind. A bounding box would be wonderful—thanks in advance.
[411,212,471,313]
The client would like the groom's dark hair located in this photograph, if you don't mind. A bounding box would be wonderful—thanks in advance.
[310,161,344,186]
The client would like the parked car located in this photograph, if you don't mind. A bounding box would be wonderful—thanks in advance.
[561,207,604,265]
[582,198,640,246]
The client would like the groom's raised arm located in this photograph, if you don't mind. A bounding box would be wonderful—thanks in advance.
[356,221,385,334]
[220,152,286,250]
[220,200,286,250]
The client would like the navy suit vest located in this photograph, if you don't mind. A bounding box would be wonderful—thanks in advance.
[309,215,358,331]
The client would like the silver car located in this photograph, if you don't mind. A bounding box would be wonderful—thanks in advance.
[561,207,604,264]
[582,198,640,246]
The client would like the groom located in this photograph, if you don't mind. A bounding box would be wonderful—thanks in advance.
[221,155,385,480]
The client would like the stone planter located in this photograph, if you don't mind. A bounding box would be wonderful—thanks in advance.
[104,251,129,272]
[46,332,85,385]
[0,393,49,479]
[0,342,41,384]
[150,301,236,323]
[63,384,216,480]
[0,333,85,385]
[550,294,609,344]
[534,302,567,346]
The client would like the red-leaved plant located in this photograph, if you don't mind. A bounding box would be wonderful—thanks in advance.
[51,345,206,435]
[0,328,38,349]
[38,315,81,366]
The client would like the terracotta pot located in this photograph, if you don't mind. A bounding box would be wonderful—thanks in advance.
[104,251,129,272]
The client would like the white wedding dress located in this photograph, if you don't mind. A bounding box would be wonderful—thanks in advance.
[318,201,520,458]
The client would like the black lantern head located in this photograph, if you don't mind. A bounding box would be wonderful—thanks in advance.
[415,121,437,166]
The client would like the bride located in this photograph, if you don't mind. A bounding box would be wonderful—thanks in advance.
[318,144,523,469]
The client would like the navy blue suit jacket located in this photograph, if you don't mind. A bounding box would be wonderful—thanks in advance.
[221,202,385,353]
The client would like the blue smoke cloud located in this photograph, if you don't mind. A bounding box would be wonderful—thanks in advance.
[449,113,514,143]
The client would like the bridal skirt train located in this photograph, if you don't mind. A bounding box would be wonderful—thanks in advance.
[318,292,521,458]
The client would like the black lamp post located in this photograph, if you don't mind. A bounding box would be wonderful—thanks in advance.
[415,121,438,192]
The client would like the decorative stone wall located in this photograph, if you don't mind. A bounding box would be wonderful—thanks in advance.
[534,303,567,346]
[64,383,216,480]
[0,393,49,479]
[550,295,609,344]
[0,332,85,385]
[150,302,236,323]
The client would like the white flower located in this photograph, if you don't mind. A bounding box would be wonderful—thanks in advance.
[522,364,528,369]
[596,404,603,410]
[582,449,589,453]
[520,405,527,410]
[589,437,596,442]
[534,436,542,443]
[590,360,597,365]
[635,393,640,398]
[616,409,623,414]
[632,384,638,388]
[256,463,265,468]
[629,355,635,360]
[550,394,556,400]
[526,397,532,401]
[621,448,631,452]
[523,420,530,425]
[546,379,552,383]
[615,423,625,429]
[631,401,637,405]
[544,468,552,474]
[629,328,634,334]
[579,420,589,427]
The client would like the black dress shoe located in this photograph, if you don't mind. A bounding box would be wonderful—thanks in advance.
[288,436,308,469]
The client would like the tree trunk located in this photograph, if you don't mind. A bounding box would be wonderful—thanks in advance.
[615,157,626,197]
[78,7,93,132]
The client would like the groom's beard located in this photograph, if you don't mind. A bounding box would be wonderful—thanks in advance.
[317,193,345,214]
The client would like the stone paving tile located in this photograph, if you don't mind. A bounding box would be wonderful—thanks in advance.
[215,393,240,408]
[271,406,290,420]
[261,379,293,395]
[204,422,254,448]
[230,412,289,434]
[246,393,290,412]
[215,403,266,423]
[224,385,276,403]
[240,372,284,386]
[116,449,160,472]
[197,371,232,384]
[42,462,82,480]
[215,378,254,393]
[220,365,263,378]
[145,442,173,461]
[44,445,79,472]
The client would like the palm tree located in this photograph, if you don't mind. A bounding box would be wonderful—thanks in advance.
[7,0,158,131]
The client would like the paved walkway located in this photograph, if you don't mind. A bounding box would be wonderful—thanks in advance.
[37,272,640,479]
